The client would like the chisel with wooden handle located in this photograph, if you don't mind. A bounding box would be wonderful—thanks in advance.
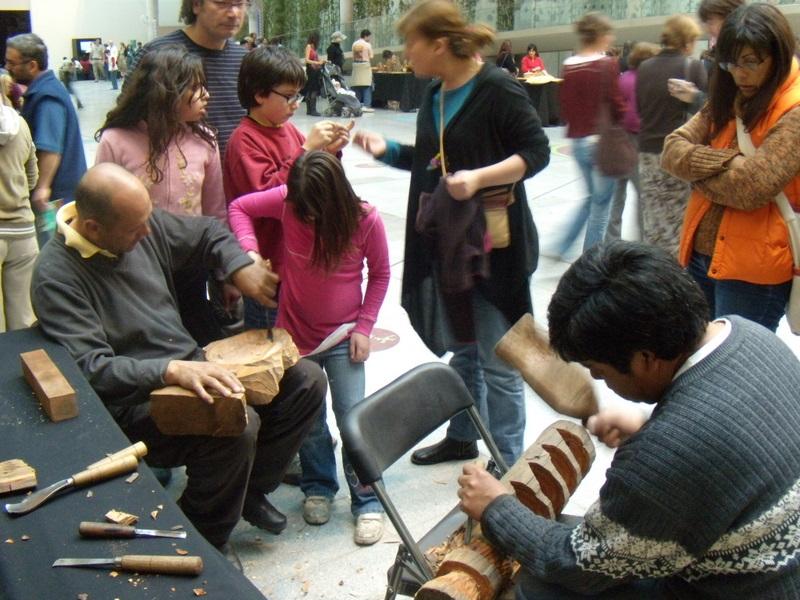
[79,521,187,539]
[4,454,138,515]
[53,555,203,576]
[86,441,148,469]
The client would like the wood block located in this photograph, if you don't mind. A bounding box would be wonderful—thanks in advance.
[0,459,37,495]
[20,349,78,422]
[105,509,139,526]
[150,386,247,437]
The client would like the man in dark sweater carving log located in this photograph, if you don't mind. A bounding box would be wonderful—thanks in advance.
[31,163,326,548]
[458,241,800,598]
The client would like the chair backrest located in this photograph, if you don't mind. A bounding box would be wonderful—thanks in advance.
[340,362,475,485]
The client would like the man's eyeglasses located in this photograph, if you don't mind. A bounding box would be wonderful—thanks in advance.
[719,58,765,73]
[208,0,252,10]
[270,89,304,104]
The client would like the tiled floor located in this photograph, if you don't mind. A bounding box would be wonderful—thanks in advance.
[71,80,800,599]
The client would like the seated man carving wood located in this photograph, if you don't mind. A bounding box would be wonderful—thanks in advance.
[458,241,800,598]
[31,163,326,548]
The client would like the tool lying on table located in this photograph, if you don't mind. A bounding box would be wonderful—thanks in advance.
[79,521,187,539]
[4,454,139,515]
[53,555,203,576]
[86,441,148,469]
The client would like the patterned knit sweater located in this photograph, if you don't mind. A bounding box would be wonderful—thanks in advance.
[482,316,800,598]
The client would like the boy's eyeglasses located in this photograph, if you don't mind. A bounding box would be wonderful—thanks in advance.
[208,0,252,10]
[719,58,765,73]
[271,89,304,104]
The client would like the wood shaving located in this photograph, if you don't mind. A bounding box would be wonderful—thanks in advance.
[150,510,159,520]
[86,490,93,498]
[170,524,184,531]
[125,472,139,484]
[109,571,119,578]
[77,594,89,600]
[175,549,189,556]
[4,539,13,544]
[301,580,310,594]
[105,510,138,526]
[192,589,207,597]
[157,504,163,510]
[20,535,30,541]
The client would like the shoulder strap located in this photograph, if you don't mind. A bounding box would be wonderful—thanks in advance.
[736,117,800,267]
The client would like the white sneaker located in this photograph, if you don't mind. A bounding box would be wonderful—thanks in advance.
[362,107,375,112]
[354,512,384,545]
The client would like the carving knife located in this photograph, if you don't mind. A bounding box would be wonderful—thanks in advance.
[4,454,138,515]
[79,521,187,539]
[53,555,203,576]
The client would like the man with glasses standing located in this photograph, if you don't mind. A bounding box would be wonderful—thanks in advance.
[5,33,87,249]
[130,0,252,156]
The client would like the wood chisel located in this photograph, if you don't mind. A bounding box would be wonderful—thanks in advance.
[52,555,203,576]
[79,521,187,539]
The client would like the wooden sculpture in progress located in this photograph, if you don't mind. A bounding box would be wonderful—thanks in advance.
[415,421,595,600]
[150,328,300,436]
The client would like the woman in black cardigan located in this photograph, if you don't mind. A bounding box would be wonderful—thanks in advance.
[355,0,550,466]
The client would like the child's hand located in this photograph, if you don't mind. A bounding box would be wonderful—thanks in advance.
[353,130,387,157]
[303,121,340,151]
[349,332,371,362]
[325,120,354,154]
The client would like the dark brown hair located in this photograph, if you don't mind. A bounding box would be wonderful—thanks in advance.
[237,45,306,110]
[179,0,199,25]
[95,46,215,184]
[396,0,495,60]
[705,3,797,134]
[698,0,745,23]
[286,151,367,272]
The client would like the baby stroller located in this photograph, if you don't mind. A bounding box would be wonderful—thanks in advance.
[321,64,363,118]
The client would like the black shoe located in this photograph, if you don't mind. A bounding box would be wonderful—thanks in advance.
[241,492,287,534]
[410,438,478,465]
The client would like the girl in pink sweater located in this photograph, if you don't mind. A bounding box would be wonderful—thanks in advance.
[229,151,390,545]
[95,45,230,346]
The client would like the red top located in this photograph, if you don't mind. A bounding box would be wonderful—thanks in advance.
[223,116,307,272]
[559,55,627,139]
[520,55,544,73]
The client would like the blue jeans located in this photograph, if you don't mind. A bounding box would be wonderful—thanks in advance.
[558,136,615,254]
[353,85,372,108]
[446,289,526,465]
[299,339,382,516]
[688,252,791,332]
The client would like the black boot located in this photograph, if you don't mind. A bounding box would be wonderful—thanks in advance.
[241,491,288,534]
[306,93,321,117]
[410,438,478,465]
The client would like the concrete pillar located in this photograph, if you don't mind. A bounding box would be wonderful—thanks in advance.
[145,0,158,41]
[340,0,352,27]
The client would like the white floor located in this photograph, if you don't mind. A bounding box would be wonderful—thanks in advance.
[71,80,800,599]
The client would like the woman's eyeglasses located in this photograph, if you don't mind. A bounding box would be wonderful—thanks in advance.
[719,58,765,73]
[271,89,304,104]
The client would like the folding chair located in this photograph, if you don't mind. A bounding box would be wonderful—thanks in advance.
[339,362,510,600]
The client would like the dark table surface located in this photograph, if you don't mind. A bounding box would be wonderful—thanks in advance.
[519,79,562,127]
[372,72,432,112]
[0,327,266,600]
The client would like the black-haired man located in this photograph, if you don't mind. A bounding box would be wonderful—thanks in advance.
[458,241,800,598]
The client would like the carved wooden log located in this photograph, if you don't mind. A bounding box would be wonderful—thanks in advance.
[415,420,594,600]
[150,386,247,437]
[494,313,598,419]
[203,328,300,405]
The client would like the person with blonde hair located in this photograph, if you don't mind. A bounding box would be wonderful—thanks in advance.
[636,15,706,255]
[355,0,550,466]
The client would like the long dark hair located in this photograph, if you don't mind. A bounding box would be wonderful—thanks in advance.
[705,3,797,135]
[95,45,215,183]
[286,151,367,272]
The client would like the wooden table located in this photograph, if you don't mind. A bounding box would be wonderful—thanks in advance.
[0,327,266,600]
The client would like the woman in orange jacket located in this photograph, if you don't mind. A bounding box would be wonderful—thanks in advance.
[661,3,800,331]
